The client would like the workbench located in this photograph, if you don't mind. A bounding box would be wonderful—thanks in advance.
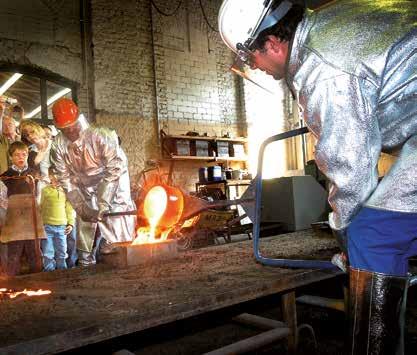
[0,230,342,355]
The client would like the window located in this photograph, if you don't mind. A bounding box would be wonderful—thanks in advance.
[0,65,77,126]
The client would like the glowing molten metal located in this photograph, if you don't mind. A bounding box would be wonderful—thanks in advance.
[0,287,51,299]
[132,185,184,245]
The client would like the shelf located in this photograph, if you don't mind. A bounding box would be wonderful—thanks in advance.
[164,134,247,143]
[164,155,247,162]
[160,130,248,164]
[196,179,252,186]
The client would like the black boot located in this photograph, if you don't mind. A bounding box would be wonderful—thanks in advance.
[349,267,408,355]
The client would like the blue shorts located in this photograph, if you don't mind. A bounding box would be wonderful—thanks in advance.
[347,207,417,275]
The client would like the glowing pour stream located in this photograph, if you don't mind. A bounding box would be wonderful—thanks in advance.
[132,186,168,245]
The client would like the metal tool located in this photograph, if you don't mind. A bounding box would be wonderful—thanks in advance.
[252,127,336,269]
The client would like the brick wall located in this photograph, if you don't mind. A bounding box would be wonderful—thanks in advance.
[92,0,246,189]
[0,0,250,192]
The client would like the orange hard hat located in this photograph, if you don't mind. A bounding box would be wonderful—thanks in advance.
[52,98,79,128]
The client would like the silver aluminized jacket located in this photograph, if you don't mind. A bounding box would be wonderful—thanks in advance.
[286,0,417,231]
[51,123,136,252]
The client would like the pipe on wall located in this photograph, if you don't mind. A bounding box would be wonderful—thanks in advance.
[80,0,95,121]
[149,0,161,150]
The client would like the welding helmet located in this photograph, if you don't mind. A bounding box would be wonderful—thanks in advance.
[52,98,79,129]
[218,0,293,66]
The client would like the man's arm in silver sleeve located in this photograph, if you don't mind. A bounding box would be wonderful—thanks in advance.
[95,129,125,214]
[301,73,381,231]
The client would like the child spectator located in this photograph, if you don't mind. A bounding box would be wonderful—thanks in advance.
[0,141,45,276]
[40,167,75,271]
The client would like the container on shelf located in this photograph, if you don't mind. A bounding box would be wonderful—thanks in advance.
[225,168,233,180]
[195,140,210,157]
[231,143,245,158]
[207,166,222,182]
[198,167,208,183]
[232,169,242,180]
[217,141,230,158]
[176,140,191,156]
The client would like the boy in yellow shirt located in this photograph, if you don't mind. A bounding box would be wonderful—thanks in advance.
[40,167,75,271]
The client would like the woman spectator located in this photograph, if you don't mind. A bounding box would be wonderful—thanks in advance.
[20,121,52,204]
[20,120,51,179]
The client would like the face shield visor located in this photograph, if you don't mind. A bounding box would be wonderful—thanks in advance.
[219,0,293,90]
[243,1,293,63]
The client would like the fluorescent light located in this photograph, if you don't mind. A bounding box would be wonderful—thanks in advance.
[25,87,71,119]
[0,73,23,96]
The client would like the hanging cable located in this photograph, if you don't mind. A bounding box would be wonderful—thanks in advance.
[199,0,218,32]
[150,0,182,17]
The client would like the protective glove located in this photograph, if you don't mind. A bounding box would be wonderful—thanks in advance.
[79,205,101,223]
[331,228,349,272]
[66,190,100,222]
[97,209,108,222]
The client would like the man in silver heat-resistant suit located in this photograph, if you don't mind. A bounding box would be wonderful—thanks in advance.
[50,98,136,266]
[218,0,417,354]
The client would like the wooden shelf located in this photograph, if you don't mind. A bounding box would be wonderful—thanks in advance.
[196,179,252,186]
[164,155,247,162]
[160,130,248,164]
[164,134,247,143]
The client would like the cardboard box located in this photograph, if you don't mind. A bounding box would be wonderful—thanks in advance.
[217,141,230,157]
[231,143,245,157]
[176,139,191,156]
[195,140,209,156]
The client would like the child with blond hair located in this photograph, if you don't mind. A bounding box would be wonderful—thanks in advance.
[40,167,75,271]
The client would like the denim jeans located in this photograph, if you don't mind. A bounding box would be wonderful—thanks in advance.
[41,225,68,271]
[66,225,78,268]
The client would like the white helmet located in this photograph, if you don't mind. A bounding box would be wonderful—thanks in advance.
[218,0,293,65]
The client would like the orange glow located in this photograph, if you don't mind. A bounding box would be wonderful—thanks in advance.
[180,215,200,228]
[132,184,185,245]
[133,226,172,245]
[0,288,51,299]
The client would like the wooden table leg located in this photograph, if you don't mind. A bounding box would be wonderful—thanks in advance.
[282,291,297,355]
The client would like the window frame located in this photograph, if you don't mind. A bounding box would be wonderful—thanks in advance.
[0,63,78,125]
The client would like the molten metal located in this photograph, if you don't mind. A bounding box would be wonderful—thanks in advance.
[143,185,167,236]
[132,184,184,245]
[0,287,51,299]
[130,182,253,246]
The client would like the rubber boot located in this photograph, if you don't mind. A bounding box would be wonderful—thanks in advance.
[349,267,409,355]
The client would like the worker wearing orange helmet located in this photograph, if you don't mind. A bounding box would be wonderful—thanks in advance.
[50,98,136,266]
